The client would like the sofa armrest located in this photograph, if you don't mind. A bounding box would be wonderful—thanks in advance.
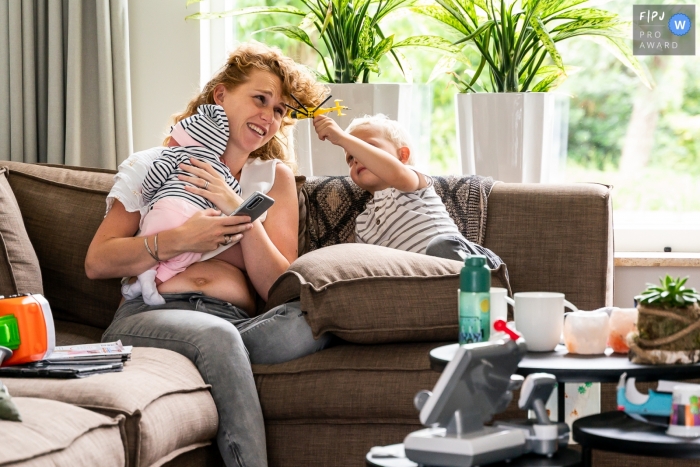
[484,183,613,310]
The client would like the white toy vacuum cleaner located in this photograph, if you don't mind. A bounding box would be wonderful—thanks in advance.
[404,321,569,467]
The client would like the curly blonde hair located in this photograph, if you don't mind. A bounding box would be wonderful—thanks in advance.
[166,42,328,171]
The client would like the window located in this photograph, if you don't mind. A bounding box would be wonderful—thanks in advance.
[200,0,699,252]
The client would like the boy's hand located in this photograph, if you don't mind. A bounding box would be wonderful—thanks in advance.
[313,115,346,146]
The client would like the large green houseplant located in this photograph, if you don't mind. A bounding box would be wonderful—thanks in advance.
[188,0,456,176]
[411,0,652,182]
[414,0,651,92]
[187,0,457,83]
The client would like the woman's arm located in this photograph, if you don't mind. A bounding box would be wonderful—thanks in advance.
[239,163,299,301]
[85,200,252,279]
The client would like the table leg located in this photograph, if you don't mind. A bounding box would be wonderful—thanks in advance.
[558,382,566,424]
[580,446,592,467]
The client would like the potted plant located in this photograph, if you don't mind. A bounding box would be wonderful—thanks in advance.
[629,275,700,364]
[413,0,652,182]
[188,0,456,175]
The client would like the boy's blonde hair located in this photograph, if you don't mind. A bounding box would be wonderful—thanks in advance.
[345,114,414,165]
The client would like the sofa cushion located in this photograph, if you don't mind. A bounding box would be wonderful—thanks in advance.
[54,319,107,345]
[0,162,122,328]
[4,347,218,467]
[0,397,125,467]
[0,168,43,297]
[266,243,509,344]
[254,342,443,421]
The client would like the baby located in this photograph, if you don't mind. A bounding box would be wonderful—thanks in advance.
[313,113,505,269]
[122,104,241,305]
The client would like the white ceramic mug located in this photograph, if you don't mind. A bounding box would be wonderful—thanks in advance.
[506,292,578,352]
[489,287,509,340]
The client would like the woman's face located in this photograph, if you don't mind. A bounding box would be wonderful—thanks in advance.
[213,69,287,158]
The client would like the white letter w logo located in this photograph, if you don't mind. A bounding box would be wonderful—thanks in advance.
[675,20,687,29]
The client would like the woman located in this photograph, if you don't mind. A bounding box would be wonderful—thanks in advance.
[85,42,330,467]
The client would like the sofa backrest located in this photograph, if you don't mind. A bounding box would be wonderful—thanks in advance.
[485,182,613,311]
[1,162,613,329]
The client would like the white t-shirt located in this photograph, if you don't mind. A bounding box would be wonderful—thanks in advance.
[107,147,280,260]
[355,172,463,254]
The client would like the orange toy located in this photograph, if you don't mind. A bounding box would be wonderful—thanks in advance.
[0,294,55,366]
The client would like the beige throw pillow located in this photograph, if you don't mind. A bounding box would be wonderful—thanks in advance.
[266,243,509,344]
[0,168,43,296]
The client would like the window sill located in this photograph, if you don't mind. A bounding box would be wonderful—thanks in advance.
[614,252,700,268]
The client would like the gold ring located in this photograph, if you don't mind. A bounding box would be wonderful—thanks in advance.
[204,180,210,190]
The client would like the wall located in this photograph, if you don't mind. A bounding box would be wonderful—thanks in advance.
[128,0,200,152]
[614,266,700,308]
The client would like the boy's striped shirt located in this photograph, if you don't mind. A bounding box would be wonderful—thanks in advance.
[355,175,463,254]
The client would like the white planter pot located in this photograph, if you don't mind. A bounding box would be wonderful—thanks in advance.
[295,83,430,176]
[455,93,569,183]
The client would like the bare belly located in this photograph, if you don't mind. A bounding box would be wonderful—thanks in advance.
[156,259,255,314]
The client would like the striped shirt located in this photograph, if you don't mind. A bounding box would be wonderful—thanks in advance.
[355,175,464,254]
[141,105,241,210]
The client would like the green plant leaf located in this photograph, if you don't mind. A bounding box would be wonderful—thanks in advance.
[530,64,572,92]
[428,54,458,83]
[186,5,306,21]
[253,25,323,57]
[370,34,395,61]
[551,8,618,22]
[410,5,471,36]
[388,48,414,84]
[394,35,462,54]
[539,0,588,18]
[529,15,563,70]
[320,1,333,36]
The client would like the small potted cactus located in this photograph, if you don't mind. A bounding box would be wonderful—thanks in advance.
[629,275,700,364]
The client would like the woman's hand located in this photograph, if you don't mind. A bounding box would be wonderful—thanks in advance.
[178,158,243,215]
[171,208,253,253]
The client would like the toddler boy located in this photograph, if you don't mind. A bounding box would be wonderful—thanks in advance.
[313,113,505,269]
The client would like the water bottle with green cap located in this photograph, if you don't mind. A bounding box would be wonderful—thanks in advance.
[459,255,490,344]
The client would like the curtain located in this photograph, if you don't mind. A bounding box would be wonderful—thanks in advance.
[0,0,132,169]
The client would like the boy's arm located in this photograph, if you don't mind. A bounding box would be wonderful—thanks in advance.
[313,115,425,192]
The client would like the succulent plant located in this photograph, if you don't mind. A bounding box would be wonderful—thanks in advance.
[635,275,700,309]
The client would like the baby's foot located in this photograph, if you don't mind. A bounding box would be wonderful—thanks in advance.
[139,270,165,306]
[121,277,143,300]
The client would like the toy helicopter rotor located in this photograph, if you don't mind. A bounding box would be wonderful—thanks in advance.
[286,94,349,120]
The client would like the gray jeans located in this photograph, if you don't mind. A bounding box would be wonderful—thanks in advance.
[425,234,506,271]
[102,293,332,467]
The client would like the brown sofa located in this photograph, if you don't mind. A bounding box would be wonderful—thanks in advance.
[0,160,653,467]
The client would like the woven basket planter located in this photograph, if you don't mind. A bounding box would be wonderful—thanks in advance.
[628,302,700,364]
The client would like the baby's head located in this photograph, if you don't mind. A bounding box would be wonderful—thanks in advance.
[345,114,413,191]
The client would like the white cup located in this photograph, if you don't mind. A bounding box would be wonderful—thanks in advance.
[668,384,700,438]
[489,287,509,339]
[506,292,578,352]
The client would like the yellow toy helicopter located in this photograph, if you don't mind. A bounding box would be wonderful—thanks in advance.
[286,94,349,120]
